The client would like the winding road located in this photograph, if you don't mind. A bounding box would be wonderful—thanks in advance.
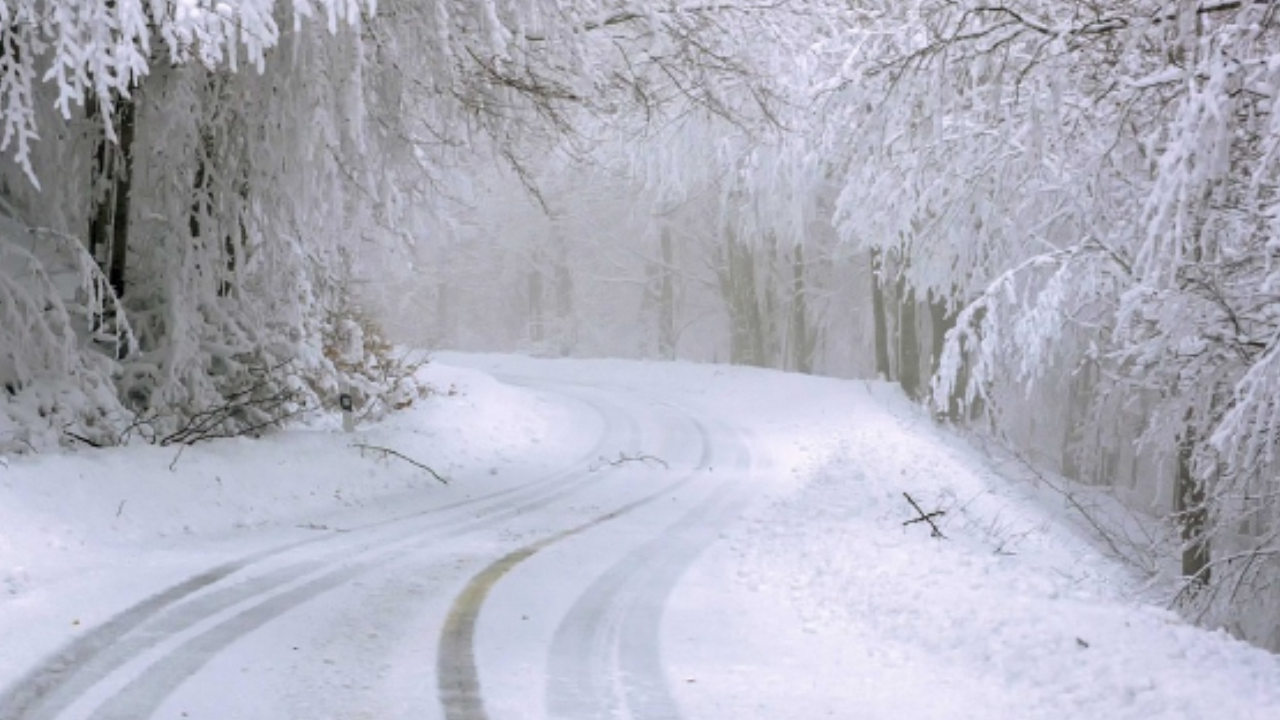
[0,373,758,720]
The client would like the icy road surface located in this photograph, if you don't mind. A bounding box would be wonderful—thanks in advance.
[3,354,1280,719]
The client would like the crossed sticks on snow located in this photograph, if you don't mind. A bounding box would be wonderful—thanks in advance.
[902,492,947,539]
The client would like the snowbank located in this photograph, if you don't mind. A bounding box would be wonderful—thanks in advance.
[727,381,1280,719]
[0,361,569,601]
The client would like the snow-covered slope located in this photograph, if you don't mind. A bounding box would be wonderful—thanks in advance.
[0,362,576,678]
[669,378,1280,719]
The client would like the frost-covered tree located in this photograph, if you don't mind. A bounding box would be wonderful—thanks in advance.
[0,1,397,449]
[1,0,803,450]
[819,0,1280,648]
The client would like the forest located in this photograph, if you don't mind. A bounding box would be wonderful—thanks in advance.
[2,0,1280,651]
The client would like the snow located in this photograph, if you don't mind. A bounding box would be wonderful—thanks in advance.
[676,415,1280,719]
[0,361,571,677]
[3,354,1280,719]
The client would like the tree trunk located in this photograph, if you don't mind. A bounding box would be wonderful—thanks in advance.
[87,92,136,356]
[107,97,136,300]
[928,294,952,377]
[896,271,921,399]
[1060,364,1091,481]
[789,243,813,373]
[552,234,574,355]
[761,234,779,366]
[527,250,544,345]
[718,233,765,367]
[870,248,891,379]
[1177,432,1211,586]
[88,97,112,271]
[742,243,767,367]
[658,226,676,359]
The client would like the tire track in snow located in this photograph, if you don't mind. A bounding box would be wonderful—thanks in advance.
[0,385,638,720]
[545,418,753,720]
[81,476,607,720]
[544,484,747,720]
[436,414,720,720]
[0,550,295,720]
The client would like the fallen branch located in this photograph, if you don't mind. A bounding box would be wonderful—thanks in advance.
[352,443,448,485]
[161,387,304,446]
[903,492,947,538]
[590,452,670,472]
[148,359,306,447]
[64,430,103,448]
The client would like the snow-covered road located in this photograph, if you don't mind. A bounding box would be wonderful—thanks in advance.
[440,388,753,720]
[4,355,1280,719]
[1,369,761,720]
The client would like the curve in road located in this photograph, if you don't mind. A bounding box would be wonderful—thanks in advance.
[439,409,755,720]
[0,387,637,720]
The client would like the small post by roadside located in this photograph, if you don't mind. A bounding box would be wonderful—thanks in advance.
[340,391,355,433]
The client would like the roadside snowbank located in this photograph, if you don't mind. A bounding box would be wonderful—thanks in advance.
[719,378,1280,719]
[0,360,571,604]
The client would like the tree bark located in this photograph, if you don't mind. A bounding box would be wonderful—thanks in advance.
[896,270,921,399]
[658,226,676,359]
[928,293,952,377]
[87,92,136,355]
[527,249,544,344]
[552,233,574,355]
[107,96,136,300]
[720,233,769,367]
[789,243,813,373]
[870,248,891,379]
[88,96,112,270]
[1177,432,1211,586]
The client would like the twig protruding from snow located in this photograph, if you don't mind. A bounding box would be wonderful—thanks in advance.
[352,443,448,485]
[589,452,670,472]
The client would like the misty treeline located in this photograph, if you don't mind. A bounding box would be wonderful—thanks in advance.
[0,0,773,448]
[3,2,1280,649]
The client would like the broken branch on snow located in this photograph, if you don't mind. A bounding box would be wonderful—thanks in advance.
[352,443,448,485]
[590,452,670,472]
[902,492,947,538]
